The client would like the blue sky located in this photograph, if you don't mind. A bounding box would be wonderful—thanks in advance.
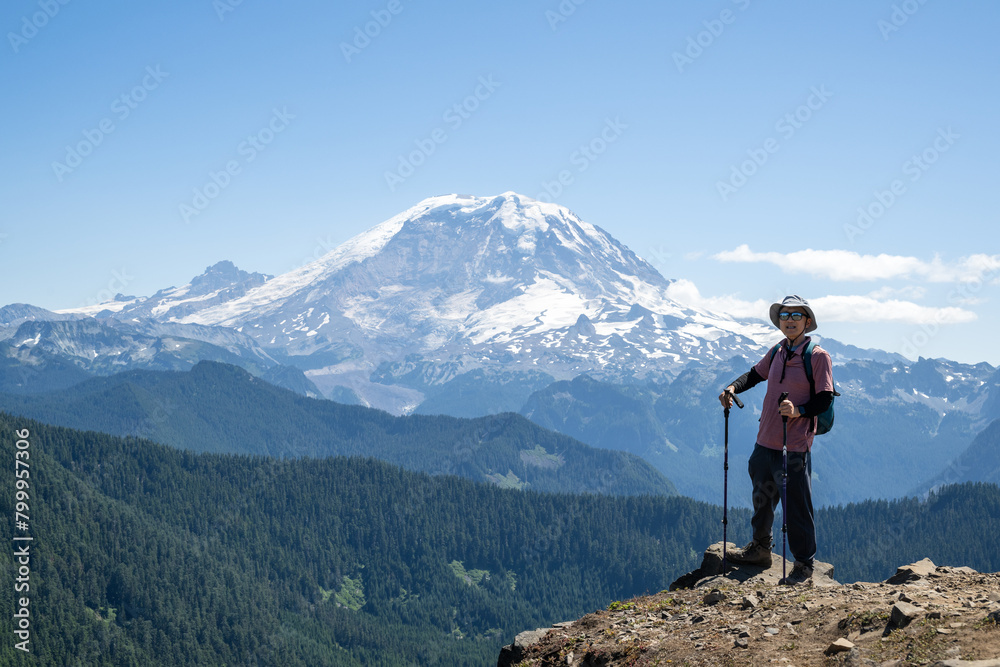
[2,0,998,365]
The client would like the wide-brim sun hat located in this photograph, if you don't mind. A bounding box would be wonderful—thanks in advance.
[769,294,818,333]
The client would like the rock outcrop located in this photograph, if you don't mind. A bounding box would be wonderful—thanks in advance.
[668,541,839,590]
[497,549,1000,666]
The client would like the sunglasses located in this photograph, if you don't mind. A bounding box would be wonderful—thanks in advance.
[778,312,806,321]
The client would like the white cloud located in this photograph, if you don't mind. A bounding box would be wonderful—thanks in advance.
[713,245,1000,283]
[955,254,1000,282]
[866,285,926,301]
[665,279,770,319]
[666,280,976,326]
[812,295,977,325]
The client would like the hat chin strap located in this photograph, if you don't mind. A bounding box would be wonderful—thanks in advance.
[787,330,807,347]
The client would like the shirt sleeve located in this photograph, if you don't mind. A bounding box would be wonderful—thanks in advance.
[753,347,775,381]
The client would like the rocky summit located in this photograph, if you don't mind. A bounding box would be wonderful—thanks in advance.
[498,547,1000,666]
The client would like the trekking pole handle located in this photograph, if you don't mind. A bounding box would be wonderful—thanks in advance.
[724,389,744,410]
[779,392,789,423]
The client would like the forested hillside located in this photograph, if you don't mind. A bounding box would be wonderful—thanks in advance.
[0,361,676,497]
[2,413,999,665]
[0,414,709,666]
[819,481,1000,582]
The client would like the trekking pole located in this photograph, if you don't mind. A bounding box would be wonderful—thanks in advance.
[779,391,789,584]
[721,390,744,574]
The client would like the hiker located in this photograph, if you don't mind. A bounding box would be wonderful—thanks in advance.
[718,295,834,585]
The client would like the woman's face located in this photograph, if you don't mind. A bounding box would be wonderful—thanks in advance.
[779,307,811,341]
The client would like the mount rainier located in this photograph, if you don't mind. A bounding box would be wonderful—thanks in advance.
[67,192,778,412]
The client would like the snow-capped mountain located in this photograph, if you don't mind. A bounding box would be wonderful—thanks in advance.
[5,192,999,506]
[0,316,322,397]
[61,261,272,321]
[76,193,775,409]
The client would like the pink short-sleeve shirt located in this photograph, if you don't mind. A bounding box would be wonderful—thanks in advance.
[752,337,834,453]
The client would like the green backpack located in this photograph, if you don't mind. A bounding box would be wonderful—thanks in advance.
[768,340,840,435]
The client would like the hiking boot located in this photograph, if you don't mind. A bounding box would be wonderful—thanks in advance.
[779,560,814,586]
[727,539,773,567]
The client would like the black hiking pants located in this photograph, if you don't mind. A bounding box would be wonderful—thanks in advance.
[748,443,816,565]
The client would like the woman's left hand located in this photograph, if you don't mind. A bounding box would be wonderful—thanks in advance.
[778,399,800,419]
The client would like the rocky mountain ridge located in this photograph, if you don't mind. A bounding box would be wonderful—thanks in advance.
[0,316,320,396]
[499,546,1000,666]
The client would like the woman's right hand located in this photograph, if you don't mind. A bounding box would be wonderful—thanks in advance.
[719,386,736,409]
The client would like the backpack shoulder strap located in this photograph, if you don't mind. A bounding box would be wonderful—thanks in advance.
[769,343,781,363]
[803,339,816,398]
[803,340,840,397]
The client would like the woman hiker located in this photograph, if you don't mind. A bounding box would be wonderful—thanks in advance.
[718,295,834,585]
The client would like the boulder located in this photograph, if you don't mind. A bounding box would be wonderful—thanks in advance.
[889,601,922,628]
[497,628,552,666]
[886,557,938,584]
[825,638,855,655]
[702,589,726,605]
[669,541,838,590]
